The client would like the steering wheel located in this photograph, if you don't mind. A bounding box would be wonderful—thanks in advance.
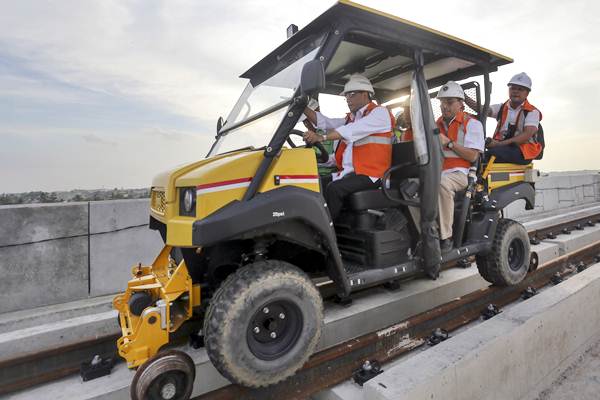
[287,129,329,163]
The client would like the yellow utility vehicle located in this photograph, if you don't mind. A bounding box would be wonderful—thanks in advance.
[114,2,539,399]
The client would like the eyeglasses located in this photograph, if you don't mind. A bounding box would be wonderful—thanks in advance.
[440,98,459,106]
[509,85,529,92]
[344,91,365,98]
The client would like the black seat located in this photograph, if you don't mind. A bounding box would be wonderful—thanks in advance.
[346,189,400,211]
[345,143,417,212]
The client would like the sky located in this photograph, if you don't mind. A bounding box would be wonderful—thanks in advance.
[1,0,598,193]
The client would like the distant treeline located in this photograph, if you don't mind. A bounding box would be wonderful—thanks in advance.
[0,188,150,205]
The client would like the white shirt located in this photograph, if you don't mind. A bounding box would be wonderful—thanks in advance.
[489,102,540,136]
[316,104,392,182]
[440,116,485,176]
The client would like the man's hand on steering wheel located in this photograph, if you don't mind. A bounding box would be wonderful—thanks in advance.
[286,129,329,163]
[303,130,324,145]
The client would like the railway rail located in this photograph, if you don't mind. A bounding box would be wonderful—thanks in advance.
[3,211,600,397]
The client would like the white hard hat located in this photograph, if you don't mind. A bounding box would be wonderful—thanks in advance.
[436,81,465,100]
[507,72,532,90]
[340,74,374,95]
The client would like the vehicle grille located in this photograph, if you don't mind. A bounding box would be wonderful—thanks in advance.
[151,188,166,216]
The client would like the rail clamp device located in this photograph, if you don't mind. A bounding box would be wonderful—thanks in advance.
[353,360,383,386]
[80,355,115,381]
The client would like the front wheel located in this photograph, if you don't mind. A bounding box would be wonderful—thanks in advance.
[203,260,323,387]
[476,219,530,286]
[130,350,195,400]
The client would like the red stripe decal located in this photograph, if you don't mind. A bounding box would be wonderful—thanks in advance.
[197,177,252,190]
[277,175,319,179]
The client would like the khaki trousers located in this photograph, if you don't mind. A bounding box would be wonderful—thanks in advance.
[438,171,468,240]
[407,171,468,240]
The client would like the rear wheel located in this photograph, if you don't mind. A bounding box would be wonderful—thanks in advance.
[203,260,323,387]
[476,219,530,286]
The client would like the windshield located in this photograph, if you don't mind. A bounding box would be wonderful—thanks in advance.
[209,47,320,156]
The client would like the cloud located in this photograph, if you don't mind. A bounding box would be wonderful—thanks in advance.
[145,126,194,142]
[81,133,118,147]
[0,1,330,125]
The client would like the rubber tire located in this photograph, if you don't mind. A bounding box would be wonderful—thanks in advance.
[130,350,195,400]
[128,291,154,316]
[476,219,530,286]
[203,260,323,387]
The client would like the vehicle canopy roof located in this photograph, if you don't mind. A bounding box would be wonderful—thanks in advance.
[241,0,512,102]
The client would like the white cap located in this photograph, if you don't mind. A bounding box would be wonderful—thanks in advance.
[436,81,465,100]
[507,72,532,90]
[340,74,374,95]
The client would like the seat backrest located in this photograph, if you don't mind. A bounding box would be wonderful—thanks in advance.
[390,142,418,183]
[391,141,416,165]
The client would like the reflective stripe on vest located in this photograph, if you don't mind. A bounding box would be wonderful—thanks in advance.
[493,100,543,160]
[334,102,393,178]
[436,112,472,171]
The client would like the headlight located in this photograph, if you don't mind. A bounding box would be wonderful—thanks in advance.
[179,187,196,217]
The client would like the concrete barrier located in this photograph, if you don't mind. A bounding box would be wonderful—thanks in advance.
[0,171,599,314]
[504,171,600,218]
[0,199,163,313]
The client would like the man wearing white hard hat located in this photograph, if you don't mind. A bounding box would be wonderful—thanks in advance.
[435,81,484,252]
[484,72,543,164]
[303,74,394,220]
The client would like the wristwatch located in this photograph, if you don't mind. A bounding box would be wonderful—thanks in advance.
[447,140,454,150]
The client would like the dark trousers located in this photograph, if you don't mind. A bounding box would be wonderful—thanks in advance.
[320,173,380,220]
[486,144,530,165]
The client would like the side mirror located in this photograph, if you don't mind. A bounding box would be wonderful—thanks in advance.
[300,59,325,97]
[216,116,224,133]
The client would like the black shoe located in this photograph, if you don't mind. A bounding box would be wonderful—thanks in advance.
[424,263,440,280]
[440,239,453,252]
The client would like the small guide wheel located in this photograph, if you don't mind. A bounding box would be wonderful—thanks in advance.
[131,350,196,400]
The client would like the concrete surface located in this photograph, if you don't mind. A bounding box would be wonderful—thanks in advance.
[362,263,600,400]
[0,199,163,313]
[529,241,560,267]
[0,309,118,363]
[0,203,88,247]
[503,171,600,219]
[0,294,114,334]
[89,199,150,234]
[535,338,600,400]
[521,203,600,232]
[319,267,488,351]
[544,224,600,255]
[0,237,89,313]
[89,225,163,296]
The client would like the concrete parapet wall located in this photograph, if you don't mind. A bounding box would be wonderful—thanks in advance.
[0,199,163,313]
[504,171,600,218]
[0,171,599,314]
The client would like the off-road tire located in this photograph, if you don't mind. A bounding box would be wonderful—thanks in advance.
[476,219,530,286]
[203,260,323,387]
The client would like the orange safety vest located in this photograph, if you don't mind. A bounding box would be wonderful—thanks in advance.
[493,100,543,160]
[436,111,473,171]
[334,102,394,178]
